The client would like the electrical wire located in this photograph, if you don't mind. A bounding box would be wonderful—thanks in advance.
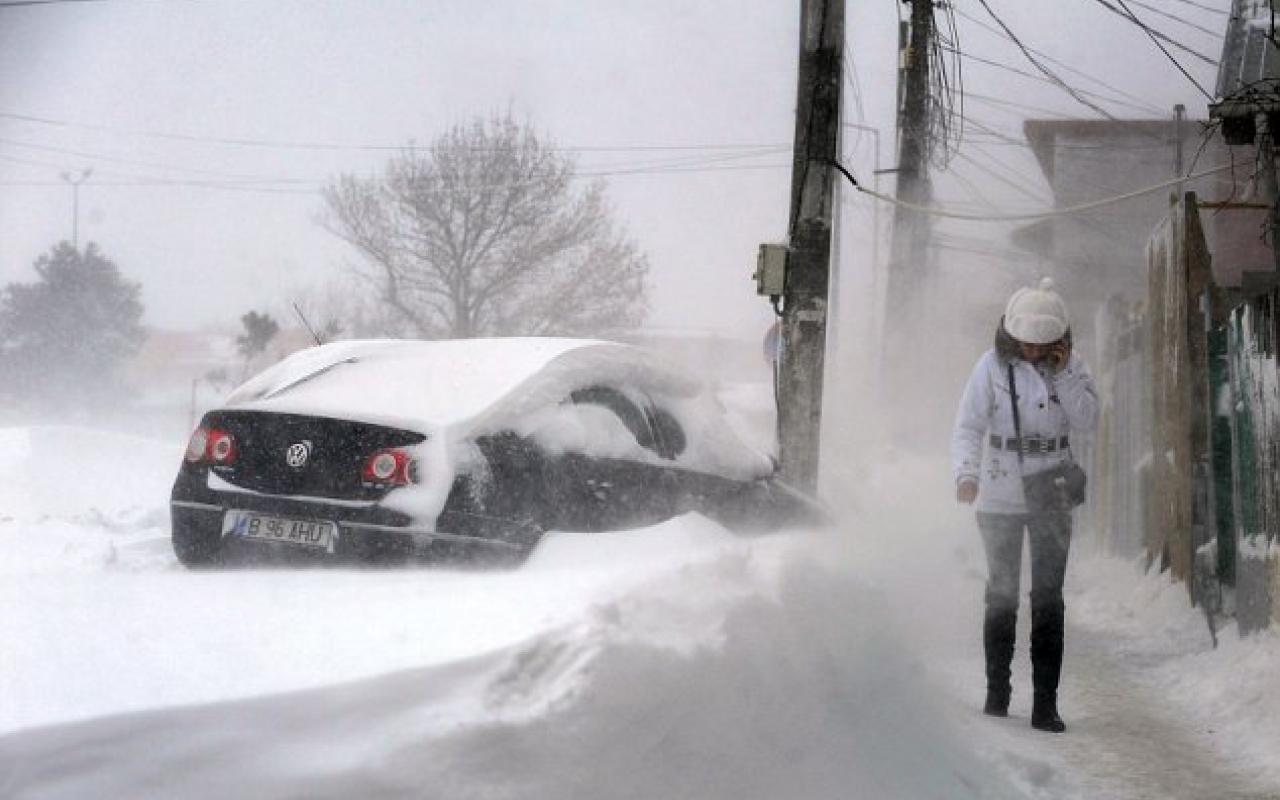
[949,147,1052,204]
[965,92,1077,120]
[1087,0,1219,66]
[0,152,798,198]
[843,33,865,127]
[0,109,785,154]
[940,45,1167,116]
[953,5,1183,112]
[0,136,316,183]
[1167,0,1230,17]
[973,0,1118,119]
[960,115,1185,153]
[0,0,116,6]
[1110,0,1217,100]
[940,167,1003,212]
[1123,0,1226,38]
[927,0,965,168]
[827,157,1233,221]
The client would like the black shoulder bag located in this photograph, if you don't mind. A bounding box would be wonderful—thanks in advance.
[1007,363,1087,512]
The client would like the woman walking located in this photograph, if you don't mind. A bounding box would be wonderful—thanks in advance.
[951,278,1098,732]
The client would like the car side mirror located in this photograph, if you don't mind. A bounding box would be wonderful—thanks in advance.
[650,408,686,459]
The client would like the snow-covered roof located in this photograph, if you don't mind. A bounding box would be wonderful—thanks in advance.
[222,336,772,481]
[225,338,617,431]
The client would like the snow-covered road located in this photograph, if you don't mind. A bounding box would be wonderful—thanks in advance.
[2,426,1279,799]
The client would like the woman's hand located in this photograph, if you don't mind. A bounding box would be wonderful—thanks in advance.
[956,478,978,504]
[1046,339,1071,373]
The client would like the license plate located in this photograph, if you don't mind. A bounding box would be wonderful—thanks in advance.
[223,511,336,551]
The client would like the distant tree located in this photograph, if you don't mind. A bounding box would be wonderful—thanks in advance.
[321,113,650,339]
[0,242,144,408]
[234,310,280,380]
[289,278,388,341]
[235,310,280,360]
[204,366,231,392]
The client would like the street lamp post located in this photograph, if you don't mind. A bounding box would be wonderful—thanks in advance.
[60,168,92,249]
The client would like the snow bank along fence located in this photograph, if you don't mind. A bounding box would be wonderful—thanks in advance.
[1095,191,1280,635]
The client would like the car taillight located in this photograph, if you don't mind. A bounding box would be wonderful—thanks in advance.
[361,449,416,486]
[208,430,236,465]
[184,428,209,462]
[184,427,237,466]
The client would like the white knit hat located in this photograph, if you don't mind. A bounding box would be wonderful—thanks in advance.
[1003,278,1069,344]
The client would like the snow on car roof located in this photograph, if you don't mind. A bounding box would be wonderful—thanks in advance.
[223,337,692,433]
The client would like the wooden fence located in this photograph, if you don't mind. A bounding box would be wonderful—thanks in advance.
[1093,191,1280,632]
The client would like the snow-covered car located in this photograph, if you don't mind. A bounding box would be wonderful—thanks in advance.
[169,337,820,566]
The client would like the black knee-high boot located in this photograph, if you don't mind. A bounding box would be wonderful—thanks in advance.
[1030,591,1066,732]
[983,598,1017,716]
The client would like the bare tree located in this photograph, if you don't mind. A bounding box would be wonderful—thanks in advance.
[285,277,382,341]
[322,114,649,339]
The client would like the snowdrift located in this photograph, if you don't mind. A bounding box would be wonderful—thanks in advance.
[0,425,1027,798]
[1,534,1024,800]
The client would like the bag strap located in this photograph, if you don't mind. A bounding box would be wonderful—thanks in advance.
[1006,362,1026,470]
[1010,361,1078,465]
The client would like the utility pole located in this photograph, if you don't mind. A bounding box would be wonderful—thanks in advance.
[1173,103,1186,181]
[1258,111,1280,275]
[885,0,933,330]
[881,0,934,444]
[60,168,92,250]
[776,0,843,492]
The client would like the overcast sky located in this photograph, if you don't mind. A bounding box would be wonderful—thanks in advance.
[0,0,1227,339]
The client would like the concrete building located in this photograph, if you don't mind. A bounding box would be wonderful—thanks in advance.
[1021,119,1230,310]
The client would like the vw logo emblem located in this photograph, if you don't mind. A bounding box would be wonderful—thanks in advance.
[285,441,312,468]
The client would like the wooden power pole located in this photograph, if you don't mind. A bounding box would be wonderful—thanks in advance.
[777,0,843,491]
[880,0,934,444]
[885,0,933,330]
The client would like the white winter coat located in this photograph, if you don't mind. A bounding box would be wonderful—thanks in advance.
[951,348,1099,514]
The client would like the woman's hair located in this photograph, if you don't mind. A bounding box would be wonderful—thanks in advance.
[994,317,1020,363]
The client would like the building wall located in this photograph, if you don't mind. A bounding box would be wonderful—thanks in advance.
[1045,127,1227,315]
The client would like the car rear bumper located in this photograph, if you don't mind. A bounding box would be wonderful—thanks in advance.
[170,499,528,555]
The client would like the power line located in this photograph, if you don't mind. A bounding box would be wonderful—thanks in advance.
[960,130,1180,152]
[0,0,116,6]
[1166,0,1231,17]
[0,136,313,183]
[942,167,1003,211]
[1087,0,1219,65]
[830,158,1233,221]
[940,44,1166,115]
[0,159,798,196]
[0,109,786,154]
[965,92,1076,120]
[951,147,1051,204]
[1124,0,1226,38]
[843,34,865,126]
[1101,0,1217,100]
[953,6,1185,111]
[973,0,1118,119]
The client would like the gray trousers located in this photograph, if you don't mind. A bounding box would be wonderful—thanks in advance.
[976,510,1072,699]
